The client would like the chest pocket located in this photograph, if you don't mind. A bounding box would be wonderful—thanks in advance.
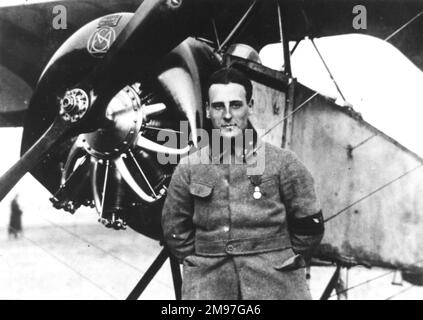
[190,182,213,199]
[189,182,214,229]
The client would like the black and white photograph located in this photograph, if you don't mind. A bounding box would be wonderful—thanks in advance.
[0,0,422,302]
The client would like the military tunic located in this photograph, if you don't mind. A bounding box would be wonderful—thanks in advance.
[161,138,323,300]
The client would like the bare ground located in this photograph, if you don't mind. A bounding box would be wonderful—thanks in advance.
[0,206,422,300]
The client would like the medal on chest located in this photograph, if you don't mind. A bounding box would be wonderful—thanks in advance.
[248,175,262,200]
[253,186,262,199]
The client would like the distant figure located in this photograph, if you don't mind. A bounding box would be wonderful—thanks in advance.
[8,195,23,239]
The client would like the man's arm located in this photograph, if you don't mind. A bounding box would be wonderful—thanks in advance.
[280,151,324,260]
[161,162,195,261]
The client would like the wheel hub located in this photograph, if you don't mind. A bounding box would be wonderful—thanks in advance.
[59,88,90,122]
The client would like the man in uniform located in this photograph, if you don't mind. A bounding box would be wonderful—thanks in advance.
[161,67,324,300]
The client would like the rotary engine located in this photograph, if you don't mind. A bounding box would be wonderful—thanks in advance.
[51,83,182,231]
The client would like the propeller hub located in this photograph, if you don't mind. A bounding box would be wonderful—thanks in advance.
[60,88,90,122]
[80,84,144,159]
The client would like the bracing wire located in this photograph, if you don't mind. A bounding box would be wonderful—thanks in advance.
[349,133,378,151]
[384,10,423,42]
[310,38,347,103]
[329,270,393,298]
[328,258,423,298]
[385,285,415,300]
[260,92,319,139]
[211,18,221,48]
[324,164,423,223]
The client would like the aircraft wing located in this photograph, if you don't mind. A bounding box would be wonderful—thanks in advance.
[194,0,423,70]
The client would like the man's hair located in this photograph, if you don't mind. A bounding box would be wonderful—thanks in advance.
[207,67,253,102]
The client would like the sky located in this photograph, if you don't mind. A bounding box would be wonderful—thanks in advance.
[260,34,423,157]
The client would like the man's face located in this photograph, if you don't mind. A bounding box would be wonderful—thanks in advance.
[207,82,253,139]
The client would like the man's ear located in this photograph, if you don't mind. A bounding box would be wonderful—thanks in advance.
[248,99,254,115]
[206,102,210,119]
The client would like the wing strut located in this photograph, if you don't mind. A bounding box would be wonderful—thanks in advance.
[310,38,348,104]
[217,0,258,52]
[277,0,292,76]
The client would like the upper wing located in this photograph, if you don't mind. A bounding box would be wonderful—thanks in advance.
[2,0,422,90]
[196,0,423,70]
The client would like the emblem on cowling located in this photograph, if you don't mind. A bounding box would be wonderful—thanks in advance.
[87,27,116,57]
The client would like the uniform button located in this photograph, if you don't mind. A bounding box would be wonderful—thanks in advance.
[223,226,230,232]
[172,234,177,239]
[226,244,234,252]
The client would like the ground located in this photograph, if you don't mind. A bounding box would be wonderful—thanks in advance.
[1,206,422,300]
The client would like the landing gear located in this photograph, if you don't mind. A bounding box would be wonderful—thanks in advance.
[126,247,182,300]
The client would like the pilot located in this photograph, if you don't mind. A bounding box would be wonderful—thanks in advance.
[161,67,324,300]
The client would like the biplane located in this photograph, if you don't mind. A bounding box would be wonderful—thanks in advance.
[1,0,423,299]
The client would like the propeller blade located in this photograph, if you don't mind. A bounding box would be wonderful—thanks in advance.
[157,67,200,147]
[155,38,220,147]
[83,0,210,97]
[0,117,73,201]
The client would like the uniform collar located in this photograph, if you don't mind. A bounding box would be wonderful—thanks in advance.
[208,125,263,165]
